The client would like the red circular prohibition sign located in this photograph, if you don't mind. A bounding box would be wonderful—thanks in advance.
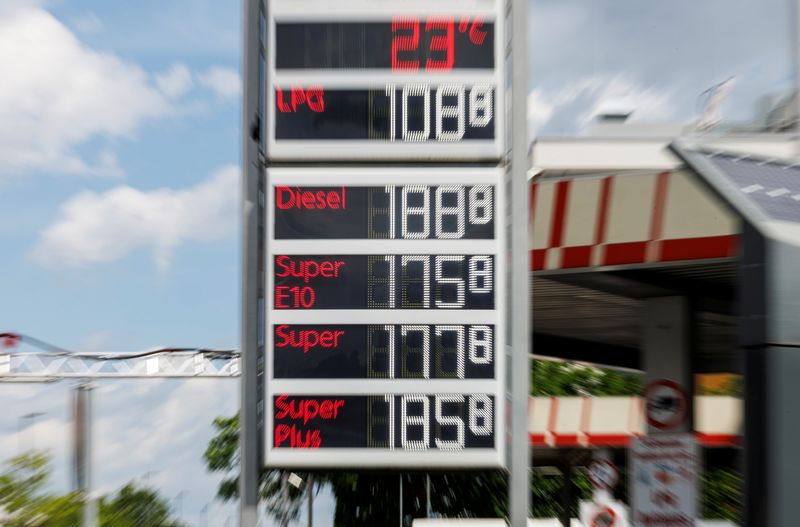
[644,379,689,431]
[590,506,617,527]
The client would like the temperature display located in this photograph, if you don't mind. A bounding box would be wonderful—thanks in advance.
[274,185,494,239]
[273,394,495,449]
[275,19,494,70]
[274,85,494,141]
[273,254,494,309]
[274,324,494,379]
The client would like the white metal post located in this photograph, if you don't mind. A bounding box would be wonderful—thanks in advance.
[307,474,314,527]
[75,382,97,527]
[241,0,263,525]
[426,474,431,518]
[791,0,800,152]
[509,0,530,523]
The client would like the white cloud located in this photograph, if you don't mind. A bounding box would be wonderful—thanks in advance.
[0,5,173,176]
[70,12,105,34]
[79,330,113,352]
[198,67,242,99]
[527,91,556,134]
[527,75,674,136]
[0,378,241,527]
[155,63,194,99]
[31,165,239,273]
[91,379,239,524]
[579,76,674,127]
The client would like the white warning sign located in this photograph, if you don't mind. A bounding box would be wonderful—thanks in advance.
[630,434,698,527]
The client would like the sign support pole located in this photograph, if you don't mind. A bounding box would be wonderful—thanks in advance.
[400,474,404,527]
[241,0,263,526]
[509,0,530,523]
[75,382,97,527]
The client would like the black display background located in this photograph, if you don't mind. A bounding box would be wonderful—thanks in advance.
[273,324,494,379]
[274,87,495,141]
[273,254,495,309]
[275,21,495,70]
[273,394,495,449]
[274,185,495,239]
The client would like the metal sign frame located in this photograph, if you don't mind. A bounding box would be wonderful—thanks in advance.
[263,166,506,468]
[265,0,505,161]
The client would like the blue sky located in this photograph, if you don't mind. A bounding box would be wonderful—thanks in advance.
[0,0,248,525]
[0,0,793,525]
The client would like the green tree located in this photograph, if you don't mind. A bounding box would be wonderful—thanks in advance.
[0,451,54,526]
[204,417,508,525]
[31,493,84,527]
[0,451,185,527]
[531,360,643,397]
[99,484,185,527]
[702,468,742,521]
[204,414,307,523]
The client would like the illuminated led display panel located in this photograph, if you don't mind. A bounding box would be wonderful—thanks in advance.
[264,167,505,467]
[265,0,504,160]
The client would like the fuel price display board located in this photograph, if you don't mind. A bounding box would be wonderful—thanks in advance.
[265,167,505,467]
[266,0,504,160]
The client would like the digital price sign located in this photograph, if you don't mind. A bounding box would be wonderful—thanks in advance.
[275,184,494,239]
[266,0,504,160]
[265,167,504,467]
[275,19,494,70]
[274,85,495,142]
[274,254,494,310]
[273,394,494,449]
[273,324,494,379]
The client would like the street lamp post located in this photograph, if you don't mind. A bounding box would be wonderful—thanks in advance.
[18,411,45,454]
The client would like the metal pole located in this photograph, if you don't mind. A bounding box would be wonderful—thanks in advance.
[509,0,530,523]
[281,473,290,527]
[74,383,97,527]
[557,462,572,527]
[19,411,44,455]
[399,474,403,527]
[241,0,263,526]
[307,474,314,527]
[791,0,800,153]
[426,474,431,518]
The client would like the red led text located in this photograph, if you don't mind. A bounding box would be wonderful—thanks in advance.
[276,395,346,423]
[274,395,347,448]
[275,286,315,308]
[277,86,325,113]
[391,16,487,72]
[274,425,321,448]
[276,186,346,210]
[275,325,345,353]
[275,256,346,283]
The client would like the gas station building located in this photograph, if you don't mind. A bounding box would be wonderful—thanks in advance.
[529,121,800,526]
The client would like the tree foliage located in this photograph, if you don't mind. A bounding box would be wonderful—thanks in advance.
[0,451,50,522]
[204,416,508,525]
[531,360,643,397]
[0,451,184,527]
[206,361,743,524]
[99,484,185,527]
[204,414,306,522]
[702,468,742,521]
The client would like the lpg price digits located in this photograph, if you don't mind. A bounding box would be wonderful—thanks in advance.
[274,254,494,309]
[274,85,494,141]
